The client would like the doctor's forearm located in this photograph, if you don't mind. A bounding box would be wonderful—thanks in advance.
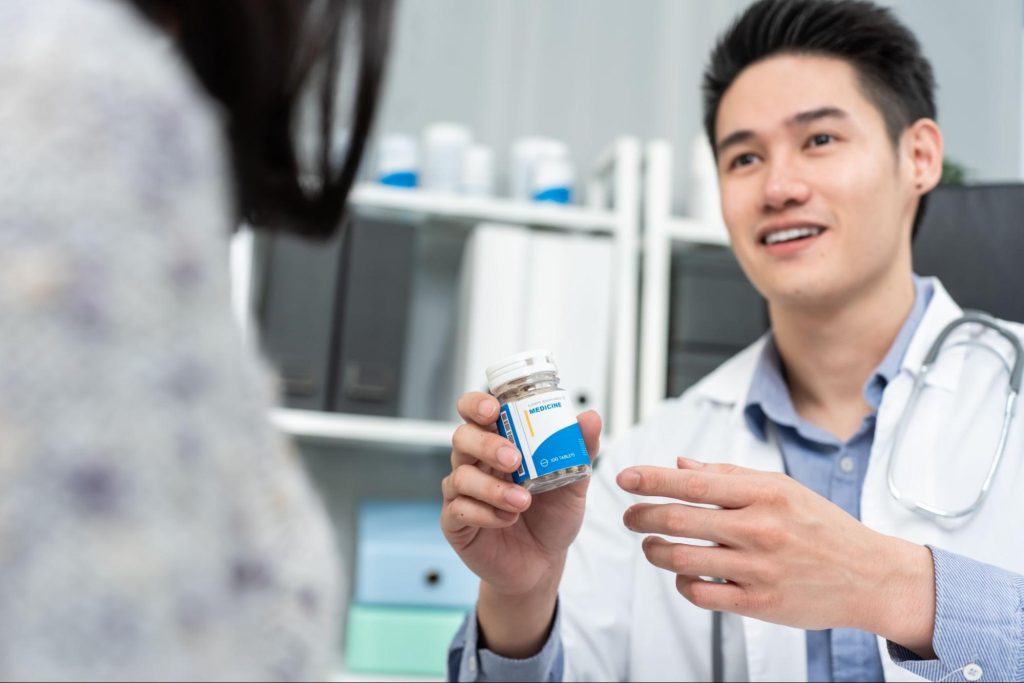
[476,559,564,659]
[859,536,937,659]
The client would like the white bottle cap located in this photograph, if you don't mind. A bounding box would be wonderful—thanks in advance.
[485,349,558,395]
[460,144,495,197]
[421,122,473,193]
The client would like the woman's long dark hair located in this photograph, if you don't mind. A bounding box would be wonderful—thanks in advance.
[128,0,394,239]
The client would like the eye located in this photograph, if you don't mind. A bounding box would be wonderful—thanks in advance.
[729,152,759,169]
[807,133,835,148]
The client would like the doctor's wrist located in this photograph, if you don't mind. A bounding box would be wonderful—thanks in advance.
[859,536,937,659]
[476,560,564,659]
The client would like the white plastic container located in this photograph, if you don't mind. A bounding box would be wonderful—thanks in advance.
[509,137,569,201]
[460,144,495,197]
[486,349,591,494]
[421,122,473,193]
[530,156,574,204]
[376,133,418,188]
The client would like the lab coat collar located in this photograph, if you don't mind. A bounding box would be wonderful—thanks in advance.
[897,277,964,392]
[692,335,768,406]
[692,276,964,407]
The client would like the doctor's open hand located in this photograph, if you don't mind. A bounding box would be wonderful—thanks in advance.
[441,391,602,657]
[619,459,939,658]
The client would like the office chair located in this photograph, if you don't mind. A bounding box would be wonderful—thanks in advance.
[913,184,1024,322]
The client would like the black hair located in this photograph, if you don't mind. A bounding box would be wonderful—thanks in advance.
[703,0,937,238]
[128,0,394,240]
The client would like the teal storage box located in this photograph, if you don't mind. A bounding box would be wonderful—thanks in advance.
[355,500,479,608]
[345,604,468,677]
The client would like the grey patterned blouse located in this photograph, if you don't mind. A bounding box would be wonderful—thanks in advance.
[0,0,339,679]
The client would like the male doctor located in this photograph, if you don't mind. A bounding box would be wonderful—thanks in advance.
[441,0,1024,680]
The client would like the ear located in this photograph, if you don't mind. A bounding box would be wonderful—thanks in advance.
[902,118,943,196]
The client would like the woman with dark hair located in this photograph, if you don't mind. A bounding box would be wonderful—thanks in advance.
[0,0,392,679]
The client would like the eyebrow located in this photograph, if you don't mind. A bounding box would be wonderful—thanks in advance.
[715,106,850,156]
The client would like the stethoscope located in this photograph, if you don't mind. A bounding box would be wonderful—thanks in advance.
[710,312,1023,682]
[886,312,1023,520]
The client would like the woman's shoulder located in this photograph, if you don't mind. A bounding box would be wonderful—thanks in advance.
[0,0,231,242]
[1,0,223,157]
[3,1,191,93]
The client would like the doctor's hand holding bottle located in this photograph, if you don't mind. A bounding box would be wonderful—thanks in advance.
[441,391,602,658]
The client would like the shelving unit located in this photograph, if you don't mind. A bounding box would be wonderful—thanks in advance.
[229,136,643,448]
[349,184,618,234]
[637,139,728,420]
[271,409,457,451]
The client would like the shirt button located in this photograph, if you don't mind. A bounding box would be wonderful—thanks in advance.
[839,456,855,474]
[468,653,478,674]
[963,663,983,680]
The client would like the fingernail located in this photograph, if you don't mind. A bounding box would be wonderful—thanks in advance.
[619,470,641,491]
[677,457,704,469]
[504,487,530,509]
[479,400,495,418]
[496,509,518,521]
[497,447,520,469]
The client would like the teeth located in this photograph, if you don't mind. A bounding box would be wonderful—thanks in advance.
[763,226,823,245]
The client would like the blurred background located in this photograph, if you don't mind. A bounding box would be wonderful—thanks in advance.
[230,1,1024,679]
[377,0,1024,193]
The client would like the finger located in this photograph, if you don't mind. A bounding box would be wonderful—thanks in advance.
[447,464,531,513]
[577,410,602,462]
[623,503,737,545]
[677,457,752,475]
[456,392,501,427]
[450,422,522,474]
[641,537,742,581]
[616,466,758,508]
[675,575,749,614]
[441,496,519,534]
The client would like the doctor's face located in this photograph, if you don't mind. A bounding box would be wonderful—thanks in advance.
[714,54,921,310]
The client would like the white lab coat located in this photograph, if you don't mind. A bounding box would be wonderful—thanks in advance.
[560,278,1024,682]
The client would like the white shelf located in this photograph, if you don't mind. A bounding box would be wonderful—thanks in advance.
[349,183,617,234]
[271,409,457,451]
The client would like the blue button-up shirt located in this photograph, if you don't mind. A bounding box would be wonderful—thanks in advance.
[449,275,1024,682]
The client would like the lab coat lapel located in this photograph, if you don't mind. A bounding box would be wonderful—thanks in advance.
[695,339,808,681]
[865,280,964,682]
[895,278,965,391]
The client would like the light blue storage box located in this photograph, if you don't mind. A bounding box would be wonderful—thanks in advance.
[354,500,479,608]
[345,604,467,677]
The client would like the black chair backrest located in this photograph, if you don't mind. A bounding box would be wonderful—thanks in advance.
[913,184,1024,323]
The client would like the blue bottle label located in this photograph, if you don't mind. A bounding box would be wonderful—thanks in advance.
[494,390,590,483]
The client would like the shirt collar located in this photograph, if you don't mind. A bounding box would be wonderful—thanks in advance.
[743,274,934,442]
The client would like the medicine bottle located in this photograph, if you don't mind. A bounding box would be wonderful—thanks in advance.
[486,350,591,494]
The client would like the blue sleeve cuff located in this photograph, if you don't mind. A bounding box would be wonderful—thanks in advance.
[887,546,1024,682]
[447,600,564,682]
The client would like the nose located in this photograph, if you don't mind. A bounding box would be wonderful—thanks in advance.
[762,157,811,211]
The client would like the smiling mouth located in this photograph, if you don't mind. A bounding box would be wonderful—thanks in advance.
[760,226,826,246]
